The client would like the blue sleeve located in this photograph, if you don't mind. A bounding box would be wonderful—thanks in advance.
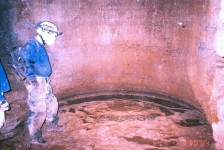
[0,62,10,93]
[0,92,4,100]
[21,40,36,77]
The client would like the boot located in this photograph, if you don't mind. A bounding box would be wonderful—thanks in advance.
[30,129,46,145]
[31,137,46,145]
[46,115,64,131]
[46,123,64,131]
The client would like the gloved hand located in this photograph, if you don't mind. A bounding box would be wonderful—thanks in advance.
[0,100,9,129]
[27,75,38,88]
[0,110,5,129]
[0,99,9,111]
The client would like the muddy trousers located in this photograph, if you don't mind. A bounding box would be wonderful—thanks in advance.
[25,76,59,140]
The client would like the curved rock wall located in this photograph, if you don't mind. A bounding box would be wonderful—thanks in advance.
[0,0,217,124]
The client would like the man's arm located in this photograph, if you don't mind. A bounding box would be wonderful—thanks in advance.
[21,40,39,87]
[21,41,36,77]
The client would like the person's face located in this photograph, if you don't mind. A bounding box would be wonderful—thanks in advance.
[44,33,57,45]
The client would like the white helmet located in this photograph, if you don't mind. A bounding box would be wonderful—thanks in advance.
[36,21,62,36]
[36,21,62,45]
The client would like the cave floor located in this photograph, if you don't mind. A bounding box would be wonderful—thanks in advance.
[1,99,214,150]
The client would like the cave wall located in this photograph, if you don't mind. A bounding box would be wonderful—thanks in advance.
[0,0,218,123]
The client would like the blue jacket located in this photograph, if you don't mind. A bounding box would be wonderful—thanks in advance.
[0,61,10,93]
[21,38,52,77]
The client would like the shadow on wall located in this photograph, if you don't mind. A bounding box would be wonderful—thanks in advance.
[0,1,21,56]
[0,1,33,142]
[0,0,38,60]
[0,0,36,106]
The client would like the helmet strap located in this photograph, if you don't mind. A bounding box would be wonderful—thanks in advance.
[39,35,46,45]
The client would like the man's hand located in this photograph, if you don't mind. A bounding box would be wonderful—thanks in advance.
[0,100,9,129]
[0,100,9,111]
[0,110,6,129]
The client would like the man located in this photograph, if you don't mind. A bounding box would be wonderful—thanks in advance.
[21,21,63,144]
[0,60,10,129]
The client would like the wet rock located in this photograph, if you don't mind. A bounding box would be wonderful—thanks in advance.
[0,98,213,149]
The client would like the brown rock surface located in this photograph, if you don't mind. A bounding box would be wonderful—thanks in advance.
[0,97,214,149]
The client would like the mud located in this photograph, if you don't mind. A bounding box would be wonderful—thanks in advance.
[0,93,214,150]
